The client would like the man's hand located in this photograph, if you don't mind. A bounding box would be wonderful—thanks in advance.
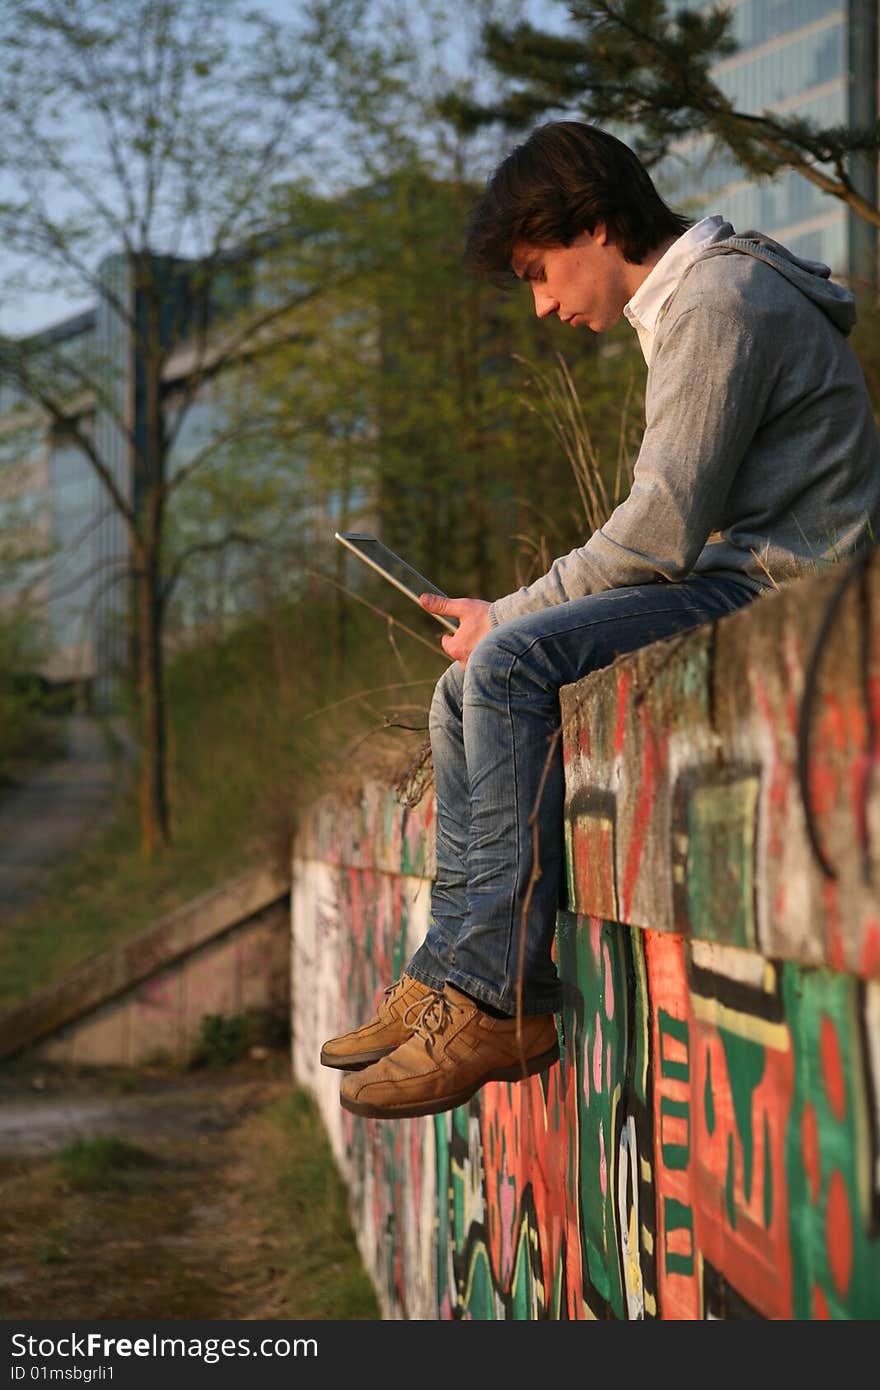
[420,594,492,668]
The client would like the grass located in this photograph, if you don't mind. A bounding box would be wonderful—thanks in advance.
[0,1064,379,1320]
[0,711,67,789]
[189,1009,289,1068]
[0,594,444,1009]
[246,1088,380,1318]
[58,1135,161,1191]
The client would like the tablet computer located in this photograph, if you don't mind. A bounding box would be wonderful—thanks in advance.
[334,531,457,633]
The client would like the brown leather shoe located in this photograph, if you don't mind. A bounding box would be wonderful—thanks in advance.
[339,985,559,1118]
[320,975,440,1071]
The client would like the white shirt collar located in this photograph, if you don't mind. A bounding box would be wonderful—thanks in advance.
[623,215,727,364]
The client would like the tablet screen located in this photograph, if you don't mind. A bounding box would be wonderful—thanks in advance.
[334,532,456,632]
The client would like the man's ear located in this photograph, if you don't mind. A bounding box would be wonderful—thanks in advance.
[592,221,608,247]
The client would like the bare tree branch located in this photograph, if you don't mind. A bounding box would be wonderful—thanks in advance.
[162,526,264,603]
[162,414,293,499]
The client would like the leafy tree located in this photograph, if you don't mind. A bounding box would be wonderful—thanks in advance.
[235,165,648,664]
[238,0,648,656]
[0,0,371,855]
[0,601,50,783]
[442,0,880,230]
[367,169,636,598]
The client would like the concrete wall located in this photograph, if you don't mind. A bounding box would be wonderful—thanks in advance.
[1,867,290,1067]
[291,561,880,1319]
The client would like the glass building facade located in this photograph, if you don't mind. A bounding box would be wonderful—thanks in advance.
[0,418,49,606]
[663,1,878,285]
[0,312,106,688]
[0,241,344,707]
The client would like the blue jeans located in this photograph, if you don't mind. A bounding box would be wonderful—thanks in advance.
[406,576,757,1015]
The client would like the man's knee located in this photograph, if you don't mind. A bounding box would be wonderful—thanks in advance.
[466,610,607,699]
[429,660,464,732]
[466,619,566,690]
[469,623,528,667]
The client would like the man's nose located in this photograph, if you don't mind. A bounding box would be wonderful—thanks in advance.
[532,285,558,319]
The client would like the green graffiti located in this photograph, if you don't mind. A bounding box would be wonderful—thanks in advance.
[657,1009,690,1082]
[719,1029,765,1204]
[399,805,430,877]
[463,1242,496,1320]
[391,905,409,981]
[685,776,759,947]
[630,927,650,1106]
[782,964,880,1320]
[663,1197,694,1276]
[725,1132,737,1230]
[558,912,629,1317]
[511,1225,537,1319]
[763,1111,773,1230]
[433,1115,450,1306]
[660,1096,690,1170]
[704,1047,716,1136]
[450,1107,470,1253]
[381,1123,405,1294]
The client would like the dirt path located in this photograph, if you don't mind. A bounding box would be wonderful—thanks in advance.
[0,716,130,922]
[0,1052,374,1320]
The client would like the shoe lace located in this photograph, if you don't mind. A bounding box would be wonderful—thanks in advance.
[402,990,451,1046]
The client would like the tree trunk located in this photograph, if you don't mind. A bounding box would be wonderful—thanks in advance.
[134,258,171,858]
[134,556,169,856]
[135,553,170,857]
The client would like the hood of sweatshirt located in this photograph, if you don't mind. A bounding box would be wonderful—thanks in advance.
[694,221,857,336]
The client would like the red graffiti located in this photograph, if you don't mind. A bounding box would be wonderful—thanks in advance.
[826,1168,853,1300]
[820,1015,846,1122]
[620,706,668,922]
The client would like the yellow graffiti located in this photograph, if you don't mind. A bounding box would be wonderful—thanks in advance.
[626,1203,642,1303]
[690,994,790,1050]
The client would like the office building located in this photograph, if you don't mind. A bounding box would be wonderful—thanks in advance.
[665,1,878,285]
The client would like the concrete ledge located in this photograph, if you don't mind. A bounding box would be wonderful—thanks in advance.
[293,777,436,878]
[0,863,290,1059]
[560,559,880,979]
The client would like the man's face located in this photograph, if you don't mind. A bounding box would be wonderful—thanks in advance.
[511,224,631,333]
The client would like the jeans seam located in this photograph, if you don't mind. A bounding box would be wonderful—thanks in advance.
[406,957,448,992]
[430,670,469,940]
[501,651,519,995]
[490,605,726,665]
[446,966,561,1015]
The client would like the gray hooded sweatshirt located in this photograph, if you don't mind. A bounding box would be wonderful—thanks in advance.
[489,223,880,628]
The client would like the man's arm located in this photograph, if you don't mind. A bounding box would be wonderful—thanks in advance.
[489,300,776,628]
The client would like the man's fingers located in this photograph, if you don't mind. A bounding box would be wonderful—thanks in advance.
[421,592,475,616]
[441,633,468,668]
[420,592,454,613]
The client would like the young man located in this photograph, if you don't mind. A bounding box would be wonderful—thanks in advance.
[322,121,880,1120]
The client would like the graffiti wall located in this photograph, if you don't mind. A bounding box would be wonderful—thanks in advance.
[291,560,880,1319]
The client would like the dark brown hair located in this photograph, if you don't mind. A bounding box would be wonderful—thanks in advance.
[465,121,691,276]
